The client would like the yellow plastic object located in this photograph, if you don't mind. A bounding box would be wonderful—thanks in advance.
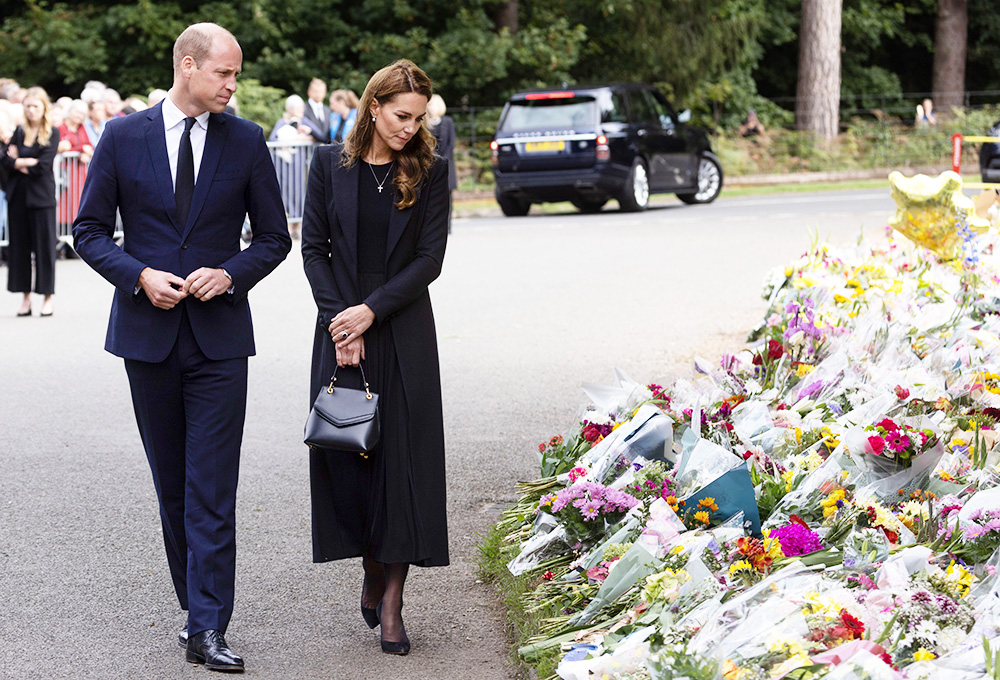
[888,171,990,259]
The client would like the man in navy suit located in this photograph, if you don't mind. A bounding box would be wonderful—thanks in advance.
[73,23,290,672]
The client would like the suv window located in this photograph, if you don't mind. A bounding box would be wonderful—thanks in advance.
[595,89,628,124]
[627,90,658,125]
[500,96,598,131]
[647,91,676,131]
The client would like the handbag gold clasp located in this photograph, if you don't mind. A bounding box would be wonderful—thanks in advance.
[365,381,372,400]
[327,376,337,394]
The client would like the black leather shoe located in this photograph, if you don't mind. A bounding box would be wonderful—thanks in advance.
[178,625,188,649]
[186,629,245,672]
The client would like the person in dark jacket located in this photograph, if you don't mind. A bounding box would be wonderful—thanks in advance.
[301,58,449,657]
[426,94,456,231]
[2,86,59,317]
[981,119,1000,184]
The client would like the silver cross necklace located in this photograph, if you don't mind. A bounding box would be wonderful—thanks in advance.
[368,161,393,193]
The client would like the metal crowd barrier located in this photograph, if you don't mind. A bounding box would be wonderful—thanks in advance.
[0,141,318,249]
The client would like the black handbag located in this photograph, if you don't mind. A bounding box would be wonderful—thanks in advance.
[304,363,380,458]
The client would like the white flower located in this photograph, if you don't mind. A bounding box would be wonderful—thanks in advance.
[914,620,939,643]
[583,410,612,426]
[744,379,763,395]
[937,626,967,651]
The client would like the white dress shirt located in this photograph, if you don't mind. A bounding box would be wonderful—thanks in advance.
[162,92,210,190]
[309,99,325,123]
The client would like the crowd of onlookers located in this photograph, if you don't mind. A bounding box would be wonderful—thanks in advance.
[0,74,455,314]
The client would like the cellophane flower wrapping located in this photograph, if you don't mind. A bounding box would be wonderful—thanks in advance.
[493,222,1000,678]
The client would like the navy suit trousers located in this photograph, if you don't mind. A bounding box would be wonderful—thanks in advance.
[124,304,248,635]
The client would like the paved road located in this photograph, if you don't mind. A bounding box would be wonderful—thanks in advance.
[0,188,893,679]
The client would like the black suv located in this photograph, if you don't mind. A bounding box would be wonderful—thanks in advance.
[491,83,722,216]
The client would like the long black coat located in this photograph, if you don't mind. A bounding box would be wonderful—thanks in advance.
[301,145,450,563]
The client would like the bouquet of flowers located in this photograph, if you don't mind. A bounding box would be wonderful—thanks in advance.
[864,418,938,469]
[542,482,640,544]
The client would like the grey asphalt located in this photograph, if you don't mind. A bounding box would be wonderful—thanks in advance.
[0,188,894,679]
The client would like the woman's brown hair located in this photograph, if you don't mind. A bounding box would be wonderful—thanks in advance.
[23,86,54,147]
[341,60,436,210]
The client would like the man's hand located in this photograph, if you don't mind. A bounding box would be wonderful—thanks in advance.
[329,304,375,349]
[183,267,231,301]
[138,267,188,310]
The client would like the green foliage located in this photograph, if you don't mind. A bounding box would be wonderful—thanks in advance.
[3,0,998,144]
[0,1,109,93]
[232,77,286,137]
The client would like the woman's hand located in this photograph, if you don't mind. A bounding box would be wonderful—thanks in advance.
[335,336,365,367]
[6,144,18,160]
[14,157,36,174]
[329,304,375,348]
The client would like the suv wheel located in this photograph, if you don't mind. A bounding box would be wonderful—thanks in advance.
[571,197,608,214]
[618,159,649,212]
[677,152,722,204]
[496,190,530,217]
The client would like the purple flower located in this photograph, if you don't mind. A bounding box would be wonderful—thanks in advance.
[580,500,601,521]
[771,522,824,557]
[797,380,823,400]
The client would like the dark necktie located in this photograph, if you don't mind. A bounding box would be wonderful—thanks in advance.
[175,116,196,226]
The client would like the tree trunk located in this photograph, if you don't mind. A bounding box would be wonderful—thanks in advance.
[496,0,519,35]
[796,0,842,140]
[932,0,967,116]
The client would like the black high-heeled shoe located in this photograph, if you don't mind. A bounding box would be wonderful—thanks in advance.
[16,307,31,317]
[361,603,380,629]
[376,601,410,655]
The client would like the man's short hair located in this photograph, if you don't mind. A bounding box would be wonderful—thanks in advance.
[172,23,237,74]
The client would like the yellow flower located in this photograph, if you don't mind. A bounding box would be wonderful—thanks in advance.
[795,364,815,377]
[820,427,840,450]
[698,497,719,512]
[795,427,802,445]
[913,648,936,661]
[782,469,795,492]
[834,293,850,304]
[821,489,845,517]
[693,510,711,525]
[792,275,817,289]
[729,560,753,577]
[946,560,974,598]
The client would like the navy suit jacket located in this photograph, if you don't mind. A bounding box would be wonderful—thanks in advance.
[73,103,291,362]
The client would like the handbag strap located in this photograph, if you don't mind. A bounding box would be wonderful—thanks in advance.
[327,362,373,400]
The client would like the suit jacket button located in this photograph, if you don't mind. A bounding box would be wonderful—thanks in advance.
[181,243,189,249]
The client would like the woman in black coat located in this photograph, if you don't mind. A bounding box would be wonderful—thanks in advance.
[2,86,60,317]
[301,59,449,657]
[426,94,456,232]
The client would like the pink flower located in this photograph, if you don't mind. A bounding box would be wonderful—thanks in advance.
[894,385,910,400]
[867,436,886,455]
[568,466,588,483]
[885,431,910,453]
[875,419,898,432]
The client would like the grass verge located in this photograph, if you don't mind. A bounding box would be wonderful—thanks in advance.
[476,523,562,679]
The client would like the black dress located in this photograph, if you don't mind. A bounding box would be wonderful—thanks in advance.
[309,161,449,567]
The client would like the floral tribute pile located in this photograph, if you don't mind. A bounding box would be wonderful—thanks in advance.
[488,223,1000,680]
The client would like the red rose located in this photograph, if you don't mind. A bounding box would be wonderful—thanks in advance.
[767,339,784,360]
[582,425,602,443]
[875,418,898,432]
[538,443,546,452]
[867,436,886,454]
